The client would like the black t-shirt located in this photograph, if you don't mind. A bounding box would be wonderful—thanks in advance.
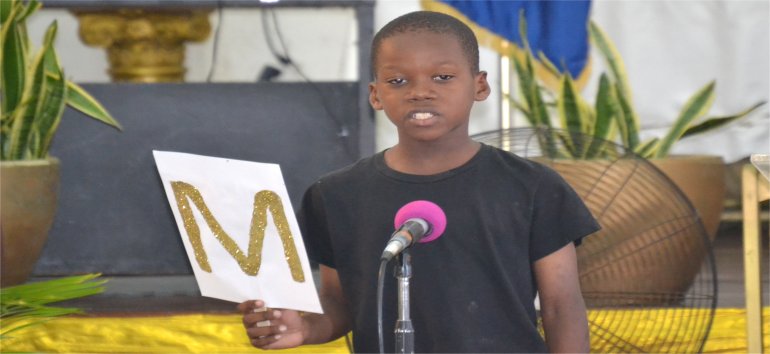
[299,144,600,353]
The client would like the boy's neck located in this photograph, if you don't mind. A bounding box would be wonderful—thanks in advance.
[384,139,481,175]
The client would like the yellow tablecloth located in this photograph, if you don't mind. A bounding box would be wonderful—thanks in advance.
[1,309,768,353]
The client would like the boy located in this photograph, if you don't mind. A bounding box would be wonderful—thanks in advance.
[239,11,599,353]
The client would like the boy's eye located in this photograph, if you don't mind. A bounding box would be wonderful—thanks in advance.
[434,74,454,81]
[387,78,406,85]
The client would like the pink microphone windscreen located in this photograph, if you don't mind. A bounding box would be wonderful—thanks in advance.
[393,200,447,243]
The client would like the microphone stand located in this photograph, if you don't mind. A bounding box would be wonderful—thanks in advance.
[394,250,414,354]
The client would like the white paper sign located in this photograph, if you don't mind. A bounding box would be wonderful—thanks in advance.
[153,150,322,313]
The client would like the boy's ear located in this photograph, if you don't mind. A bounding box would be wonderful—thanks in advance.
[474,71,491,101]
[368,82,384,110]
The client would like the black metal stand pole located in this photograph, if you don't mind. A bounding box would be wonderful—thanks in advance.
[394,251,414,354]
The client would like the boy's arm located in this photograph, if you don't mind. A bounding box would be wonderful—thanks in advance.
[533,242,590,353]
[301,264,352,344]
[239,264,351,349]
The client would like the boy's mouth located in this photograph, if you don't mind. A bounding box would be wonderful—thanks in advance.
[408,111,438,121]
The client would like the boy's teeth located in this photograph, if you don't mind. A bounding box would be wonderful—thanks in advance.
[414,112,433,120]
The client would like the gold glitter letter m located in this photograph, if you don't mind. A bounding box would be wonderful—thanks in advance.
[170,181,305,282]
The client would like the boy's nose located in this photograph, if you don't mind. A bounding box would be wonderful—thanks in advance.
[406,79,437,101]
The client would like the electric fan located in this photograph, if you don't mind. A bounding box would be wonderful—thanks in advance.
[472,127,717,353]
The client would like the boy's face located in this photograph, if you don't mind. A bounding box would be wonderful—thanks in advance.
[369,31,490,144]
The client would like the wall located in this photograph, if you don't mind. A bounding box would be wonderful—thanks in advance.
[26,0,769,160]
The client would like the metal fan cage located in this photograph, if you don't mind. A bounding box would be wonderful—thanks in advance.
[472,127,717,353]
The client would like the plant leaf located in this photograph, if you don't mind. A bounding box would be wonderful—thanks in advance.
[1,3,26,119]
[585,73,616,158]
[681,100,767,138]
[7,38,48,160]
[633,137,659,159]
[613,82,640,149]
[27,21,67,158]
[590,21,641,148]
[13,0,41,23]
[35,71,67,158]
[0,0,13,24]
[65,81,122,130]
[558,73,584,135]
[537,51,561,77]
[589,21,632,103]
[0,274,105,339]
[557,74,581,157]
[653,81,716,158]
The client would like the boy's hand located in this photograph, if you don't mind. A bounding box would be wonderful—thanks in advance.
[238,300,305,349]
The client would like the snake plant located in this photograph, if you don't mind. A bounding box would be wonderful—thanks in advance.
[510,15,765,159]
[1,0,121,161]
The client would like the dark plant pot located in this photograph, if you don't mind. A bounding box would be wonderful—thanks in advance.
[1,158,60,287]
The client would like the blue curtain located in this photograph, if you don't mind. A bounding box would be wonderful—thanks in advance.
[438,0,591,78]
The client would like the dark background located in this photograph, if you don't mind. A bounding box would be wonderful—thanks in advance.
[34,82,373,275]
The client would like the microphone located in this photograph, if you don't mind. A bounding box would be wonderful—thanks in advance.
[381,200,447,261]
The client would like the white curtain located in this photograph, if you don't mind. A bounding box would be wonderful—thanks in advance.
[588,0,769,162]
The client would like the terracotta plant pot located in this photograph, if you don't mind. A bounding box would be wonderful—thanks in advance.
[541,158,712,306]
[1,158,60,287]
[651,155,726,241]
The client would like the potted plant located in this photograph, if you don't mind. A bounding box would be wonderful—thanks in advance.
[1,0,122,287]
[503,16,765,304]
[509,16,765,239]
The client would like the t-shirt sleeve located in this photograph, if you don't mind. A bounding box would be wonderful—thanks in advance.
[297,181,336,268]
[529,165,601,261]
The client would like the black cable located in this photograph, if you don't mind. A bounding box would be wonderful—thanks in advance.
[377,258,388,354]
[261,8,291,65]
[206,0,224,82]
[260,8,355,160]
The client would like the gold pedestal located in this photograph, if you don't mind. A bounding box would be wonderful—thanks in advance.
[74,9,211,82]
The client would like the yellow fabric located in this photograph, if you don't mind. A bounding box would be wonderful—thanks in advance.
[1,309,767,353]
[0,314,348,353]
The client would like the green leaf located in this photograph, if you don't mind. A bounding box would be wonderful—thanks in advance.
[653,81,716,158]
[14,0,41,23]
[517,10,531,52]
[0,0,13,24]
[557,74,584,157]
[557,73,584,135]
[0,274,105,338]
[536,51,561,77]
[590,21,641,148]
[589,21,633,103]
[585,74,616,158]
[613,82,640,149]
[35,70,67,159]
[512,53,538,126]
[681,100,767,138]
[633,137,659,159]
[66,81,122,130]
[7,41,47,159]
[27,21,67,158]
[1,4,26,118]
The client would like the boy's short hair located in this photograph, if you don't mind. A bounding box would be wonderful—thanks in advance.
[371,11,480,77]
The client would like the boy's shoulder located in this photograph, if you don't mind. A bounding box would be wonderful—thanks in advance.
[317,152,380,184]
[482,144,556,175]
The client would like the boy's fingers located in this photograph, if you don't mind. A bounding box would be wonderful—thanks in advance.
[248,325,288,349]
[246,324,286,341]
[253,307,282,327]
[250,334,282,349]
[237,300,266,314]
[243,309,282,328]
